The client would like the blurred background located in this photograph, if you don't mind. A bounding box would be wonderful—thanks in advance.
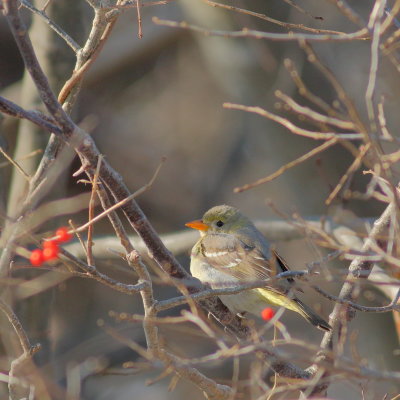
[0,0,399,399]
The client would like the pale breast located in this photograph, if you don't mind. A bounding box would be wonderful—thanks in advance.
[190,259,239,288]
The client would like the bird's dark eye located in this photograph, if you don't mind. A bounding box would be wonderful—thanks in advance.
[216,220,224,227]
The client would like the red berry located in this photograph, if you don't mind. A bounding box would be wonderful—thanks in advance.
[261,308,275,321]
[43,239,58,249]
[43,245,60,261]
[30,249,44,266]
[55,227,72,243]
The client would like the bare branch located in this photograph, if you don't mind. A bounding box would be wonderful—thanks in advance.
[275,90,357,130]
[203,0,346,35]
[312,202,395,393]
[234,138,337,193]
[0,299,43,399]
[20,0,81,52]
[86,155,102,266]
[223,103,364,140]
[152,17,369,42]
[325,143,371,205]
[312,285,400,313]
[0,146,31,181]
[71,157,165,235]
[0,96,62,134]
[59,247,148,294]
[3,0,75,133]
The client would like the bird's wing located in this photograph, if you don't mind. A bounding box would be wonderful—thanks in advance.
[198,233,273,281]
[272,249,294,284]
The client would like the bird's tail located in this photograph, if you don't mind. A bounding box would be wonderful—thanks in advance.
[256,288,331,331]
[293,298,332,332]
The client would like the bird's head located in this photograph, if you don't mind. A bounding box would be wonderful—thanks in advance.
[185,205,251,236]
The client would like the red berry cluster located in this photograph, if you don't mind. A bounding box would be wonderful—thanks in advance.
[29,227,72,266]
[261,307,275,321]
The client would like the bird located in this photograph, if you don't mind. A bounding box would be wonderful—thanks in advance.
[185,205,331,332]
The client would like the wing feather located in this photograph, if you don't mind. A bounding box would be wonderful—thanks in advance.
[199,233,272,281]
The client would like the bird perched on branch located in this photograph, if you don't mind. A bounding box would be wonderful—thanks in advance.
[186,205,331,331]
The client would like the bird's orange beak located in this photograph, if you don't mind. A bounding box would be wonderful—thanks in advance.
[185,219,209,231]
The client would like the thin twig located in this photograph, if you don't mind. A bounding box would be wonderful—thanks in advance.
[312,202,395,393]
[59,247,148,294]
[87,155,102,265]
[0,149,43,169]
[381,0,400,33]
[203,0,346,35]
[283,59,343,119]
[365,0,386,131]
[0,299,42,399]
[71,157,165,235]
[0,147,30,181]
[68,219,88,257]
[275,90,356,130]
[57,8,116,104]
[152,17,369,42]
[223,103,363,140]
[136,0,143,38]
[3,0,75,133]
[234,138,337,193]
[155,270,310,312]
[300,41,367,133]
[329,0,365,27]
[20,0,80,52]
[325,143,371,205]
[158,350,233,400]
[312,285,400,313]
[0,0,190,284]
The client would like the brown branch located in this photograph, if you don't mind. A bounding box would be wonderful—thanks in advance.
[3,0,75,134]
[283,58,344,119]
[312,285,400,313]
[91,167,236,397]
[59,247,148,294]
[0,149,43,169]
[329,0,365,27]
[0,96,62,134]
[1,0,185,282]
[72,157,165,235]
[136,0,143,38]
[3,0,374,391]
[0,146,31,181]
[325,143,371,205]
[20,0,80,52]
[299,41,367,133]
[310,202,395,394]
[86,155,102,266]
[223,103,363,140]
[0,299,44,399]
[57,7,116,104]
[152,17,370,42]
[158,350,233,400]
[203,0,346,35]
[234,138,337,193]
[275,90,357,130]
[155,271,310,312]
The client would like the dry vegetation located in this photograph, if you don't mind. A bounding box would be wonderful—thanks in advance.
[0,0,400,399]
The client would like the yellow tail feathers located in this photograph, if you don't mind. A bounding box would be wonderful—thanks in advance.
[257,288,331,331]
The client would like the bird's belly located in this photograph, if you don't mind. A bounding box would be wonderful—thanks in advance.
[190,261,265,316]
[220,291,266,316]
[190,261,238,287]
